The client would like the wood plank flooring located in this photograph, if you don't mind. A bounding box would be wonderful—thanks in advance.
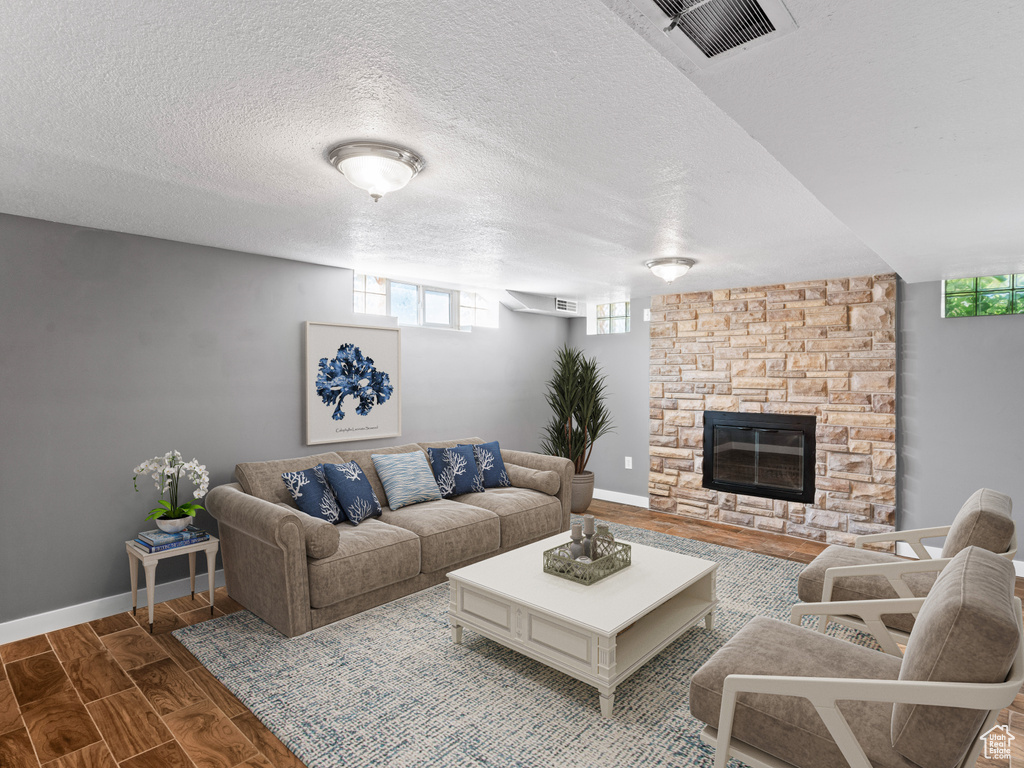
[1,500,1020,767]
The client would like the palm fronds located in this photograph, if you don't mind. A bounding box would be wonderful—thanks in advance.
[540,345,615,474]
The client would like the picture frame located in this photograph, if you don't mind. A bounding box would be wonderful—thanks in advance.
[305,322,402,445]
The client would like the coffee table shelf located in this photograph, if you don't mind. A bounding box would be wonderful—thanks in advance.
[448,532,718,718]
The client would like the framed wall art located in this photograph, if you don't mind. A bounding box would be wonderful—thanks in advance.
[305,322,401,445]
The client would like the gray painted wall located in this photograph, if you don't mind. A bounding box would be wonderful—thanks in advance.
[0,213,568,622]
[899,280,1024,531]
[568,298,651,498]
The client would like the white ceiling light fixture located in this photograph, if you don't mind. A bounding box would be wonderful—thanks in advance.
[328,141,425,202]
[645,257,695,283]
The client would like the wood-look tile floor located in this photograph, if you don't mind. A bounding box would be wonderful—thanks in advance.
[2,501,1020,768]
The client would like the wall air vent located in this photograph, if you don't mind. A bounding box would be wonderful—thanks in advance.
[555,298,579,313]
[628,0,796,68]
[502,290,584,317]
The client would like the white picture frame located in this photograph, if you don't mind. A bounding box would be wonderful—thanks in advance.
[305,322,402,445]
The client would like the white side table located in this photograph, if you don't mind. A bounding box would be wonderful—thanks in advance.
[125,536,220,633]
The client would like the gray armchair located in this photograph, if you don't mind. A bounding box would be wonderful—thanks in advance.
[797,487,1014,646]
[691,546,1022,768]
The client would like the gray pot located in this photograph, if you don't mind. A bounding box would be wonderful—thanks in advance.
[570,471,595,514]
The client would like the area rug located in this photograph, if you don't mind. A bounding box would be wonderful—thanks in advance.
[174,520,875,767]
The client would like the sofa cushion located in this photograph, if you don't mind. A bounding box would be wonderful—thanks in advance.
[940,487,1014,558]
[235,452,341,505]
[690,616,908,768]
[381,499,499,572]
[464,441,512,488]
[323,462,382,525]
[307,519,421,609]
[334,443,425,510]
[281,465,343,524]
[453,488,562,549]
[797,545,937,634]
[892,547,1019,768]
[428,446,484,497]
[506,464,560,496]
[372,451,443,510]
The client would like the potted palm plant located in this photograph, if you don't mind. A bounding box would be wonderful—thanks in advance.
[540,345,614,513]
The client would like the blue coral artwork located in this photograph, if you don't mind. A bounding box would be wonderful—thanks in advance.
[305,322,402,445]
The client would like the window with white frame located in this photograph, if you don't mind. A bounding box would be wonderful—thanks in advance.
[459,292,495,328]
[353,274,495,329]
[595,301,630,334]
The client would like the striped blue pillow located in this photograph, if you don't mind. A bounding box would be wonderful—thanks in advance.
[371,452,442,510]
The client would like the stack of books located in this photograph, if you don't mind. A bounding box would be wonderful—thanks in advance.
[132,524,210,553]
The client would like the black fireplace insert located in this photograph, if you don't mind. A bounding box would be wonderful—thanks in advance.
[702,411,816,503]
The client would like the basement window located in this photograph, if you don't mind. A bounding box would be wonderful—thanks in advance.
[942,275,1024,318]
[354,274,496,329]
[596,302,631,334]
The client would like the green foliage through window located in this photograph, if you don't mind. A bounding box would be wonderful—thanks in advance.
[942,275,1024,318]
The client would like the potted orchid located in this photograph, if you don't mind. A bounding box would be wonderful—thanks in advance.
[133,450,210,533]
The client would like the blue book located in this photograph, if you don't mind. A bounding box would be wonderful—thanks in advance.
[138,525,206,546]
[133,534,210,554]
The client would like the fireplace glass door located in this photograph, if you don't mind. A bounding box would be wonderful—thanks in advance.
[713,426,805,494]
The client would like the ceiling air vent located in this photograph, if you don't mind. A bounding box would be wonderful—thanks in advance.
[555,298,579,313]
[628,0,796,68]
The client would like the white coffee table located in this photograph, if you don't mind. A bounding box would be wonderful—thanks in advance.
[447,532,718,718]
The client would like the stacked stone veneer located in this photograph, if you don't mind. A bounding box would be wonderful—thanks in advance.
[649,274,897,546]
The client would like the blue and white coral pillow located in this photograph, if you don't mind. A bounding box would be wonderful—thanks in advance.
[371,452,442,510]
[464,441,511,489]
[323,462,382,525]
[281,465,343,523]
[428,446,484,498]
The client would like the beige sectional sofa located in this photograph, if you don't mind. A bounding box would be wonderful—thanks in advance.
[207,438,573,637]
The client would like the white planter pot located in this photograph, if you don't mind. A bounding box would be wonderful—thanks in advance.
[155,516,190,533]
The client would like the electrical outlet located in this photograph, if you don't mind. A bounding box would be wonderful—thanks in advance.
[643,308,651,322]
[624,456,632,469]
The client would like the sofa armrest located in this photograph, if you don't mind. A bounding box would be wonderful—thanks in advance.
[500,450,574,531]
[206,483,313,637]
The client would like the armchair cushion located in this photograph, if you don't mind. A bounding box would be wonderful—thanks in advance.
[797,545,937,634]
[940,487,1014,558]
[690,616,907,768]
[892,546,1019,768]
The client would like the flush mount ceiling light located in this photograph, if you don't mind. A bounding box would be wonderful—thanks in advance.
[328,141,425,202]
[645,257,695,283]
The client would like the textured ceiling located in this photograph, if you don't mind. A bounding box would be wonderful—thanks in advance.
[615,0,1024,283]
[0,0,892,298]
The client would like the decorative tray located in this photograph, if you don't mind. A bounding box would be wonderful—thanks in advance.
[542,540,632,586]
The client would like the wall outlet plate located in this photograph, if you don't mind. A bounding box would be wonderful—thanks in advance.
[624,456,632,469]
[643,308,651,322]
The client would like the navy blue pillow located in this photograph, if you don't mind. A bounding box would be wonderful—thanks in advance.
[281,465,343,523]
[428,446,484,498]
[462,441,511,489]
[322,462,382,525]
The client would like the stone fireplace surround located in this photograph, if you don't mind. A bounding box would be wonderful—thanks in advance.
[649,274,897,546]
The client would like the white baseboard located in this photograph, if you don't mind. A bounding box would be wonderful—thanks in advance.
[0,569,226,645]
[896,542,1024,577]
[593,488,650,509]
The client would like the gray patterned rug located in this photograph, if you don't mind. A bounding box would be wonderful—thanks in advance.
[174,520,874,767]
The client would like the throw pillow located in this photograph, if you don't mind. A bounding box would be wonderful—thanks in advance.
[281,465,343,523]
[506,464,560,496]
[322,462,383,525]
[462,441,511,488]
[371,451,442,510]
[428,446,484,498]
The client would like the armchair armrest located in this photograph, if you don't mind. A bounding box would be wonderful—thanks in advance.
[712,668,1021,768]
[853,525,951,559]
[791,597,926,656]
[500,449,574,530]
[821,556,951,602]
